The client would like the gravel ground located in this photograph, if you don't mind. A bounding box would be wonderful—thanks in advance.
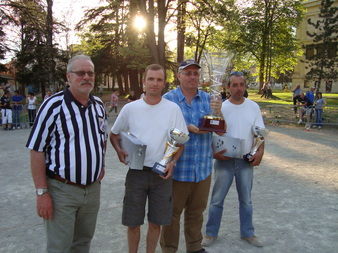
[0,121,337,253]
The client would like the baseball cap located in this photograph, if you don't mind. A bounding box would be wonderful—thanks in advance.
[178,60,201,71]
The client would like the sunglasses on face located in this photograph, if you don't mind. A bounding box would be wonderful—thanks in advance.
[179,71,200,77]
[70,71,95,77]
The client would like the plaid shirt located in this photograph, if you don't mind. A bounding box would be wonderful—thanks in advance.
[163,87,213,182]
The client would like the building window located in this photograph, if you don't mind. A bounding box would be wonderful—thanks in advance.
[328,42,337,58]
[306,45,315,59]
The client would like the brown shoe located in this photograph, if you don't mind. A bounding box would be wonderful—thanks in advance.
[241,236,263,247]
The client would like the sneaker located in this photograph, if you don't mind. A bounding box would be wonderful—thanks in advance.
[241,236,263,247]
[312,125,317,128]
[318,126,322,129]
[201,235,217,247]
[297,119,302,124]
[12,127,16,130]
[17,126,21,129]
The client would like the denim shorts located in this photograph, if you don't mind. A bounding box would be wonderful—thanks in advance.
[122,169,173,227]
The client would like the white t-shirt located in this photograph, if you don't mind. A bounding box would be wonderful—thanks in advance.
[221,98,265,155]
[27,96,37,110]
[111,98,188,167]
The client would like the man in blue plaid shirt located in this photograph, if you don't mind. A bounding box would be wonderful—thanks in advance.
[160,60,223,253]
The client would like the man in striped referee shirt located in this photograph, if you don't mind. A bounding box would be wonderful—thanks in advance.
[26,55,107,253]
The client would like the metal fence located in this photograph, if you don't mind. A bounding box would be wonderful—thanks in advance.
[2,101,337,129]
[261,104,338,127]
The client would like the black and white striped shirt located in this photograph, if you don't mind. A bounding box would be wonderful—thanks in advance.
[26,88,107,185]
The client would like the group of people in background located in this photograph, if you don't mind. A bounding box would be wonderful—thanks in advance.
[0,88,46,130]
[292,85,327,128]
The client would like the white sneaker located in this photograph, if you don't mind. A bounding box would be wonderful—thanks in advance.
[12,127,16,130]
[297,119,302,124]
[312,125,317,128]
[17,126,21,129]
[201,235,217,247]
[318,126,322,129]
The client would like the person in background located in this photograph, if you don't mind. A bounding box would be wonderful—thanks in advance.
[127,90,137,102]
[160,60,223,253]
[292,85,302,114]
[26,55,107,253]
[260,82,268,98]
[305,87,315,119]
[313,92,326,129]
[26,92,37,127]
[110,64,188,253]
[306,87,315,104]
[44,90,53,101]
[1,90,12,130]
[12,90,23,129]
[266,81,272,98]
[202,71,265,248]
[297,93,313,124]
[108,89,119,116]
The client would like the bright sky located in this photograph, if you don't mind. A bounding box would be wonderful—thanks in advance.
[53,0,103,48]
[1,0,103,63]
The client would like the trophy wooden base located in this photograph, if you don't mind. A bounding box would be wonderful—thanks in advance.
[198,116,226,133]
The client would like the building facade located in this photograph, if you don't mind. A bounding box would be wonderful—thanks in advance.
[292,0,337,93]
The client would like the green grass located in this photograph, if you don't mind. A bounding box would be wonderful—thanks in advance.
[247,89,338,106]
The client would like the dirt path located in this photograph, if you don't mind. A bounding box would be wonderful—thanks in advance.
[0,123,337,253]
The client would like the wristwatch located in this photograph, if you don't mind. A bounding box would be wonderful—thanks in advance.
[36,188,48,196]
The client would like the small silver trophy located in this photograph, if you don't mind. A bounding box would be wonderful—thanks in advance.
[152,128,190,176]
[199,51,233,132]
[243,126,269,162]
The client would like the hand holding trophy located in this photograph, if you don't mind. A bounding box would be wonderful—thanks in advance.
[152,128,190,176]
[243,126,269,162]
[198,51,233,133]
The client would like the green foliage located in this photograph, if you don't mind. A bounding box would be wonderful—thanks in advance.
[214,0,306,88]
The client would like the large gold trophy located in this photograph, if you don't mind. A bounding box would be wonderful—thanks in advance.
[198,51,233,132]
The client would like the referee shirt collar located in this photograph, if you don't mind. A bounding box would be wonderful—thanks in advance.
[64,86,95,107]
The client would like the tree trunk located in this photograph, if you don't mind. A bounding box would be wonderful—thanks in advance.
[177,0,186,65]
[46,0,55,92]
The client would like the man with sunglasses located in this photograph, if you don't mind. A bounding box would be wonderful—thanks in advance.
[160,60,223,253]
[202,71,265,248]
[26,55,107,252]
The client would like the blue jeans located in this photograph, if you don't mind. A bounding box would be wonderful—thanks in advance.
[206,158,254,238]
[315,109,323,126]
[13,106,22,127]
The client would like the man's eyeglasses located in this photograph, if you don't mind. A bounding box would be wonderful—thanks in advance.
[70,71,95,77]
[230,71,244,76]
[180,71,200,77]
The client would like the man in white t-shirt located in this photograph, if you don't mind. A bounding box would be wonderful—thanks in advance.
[203,71,265,248]
[110,64,188,253]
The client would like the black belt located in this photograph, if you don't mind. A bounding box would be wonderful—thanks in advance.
[143,166,152,171]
